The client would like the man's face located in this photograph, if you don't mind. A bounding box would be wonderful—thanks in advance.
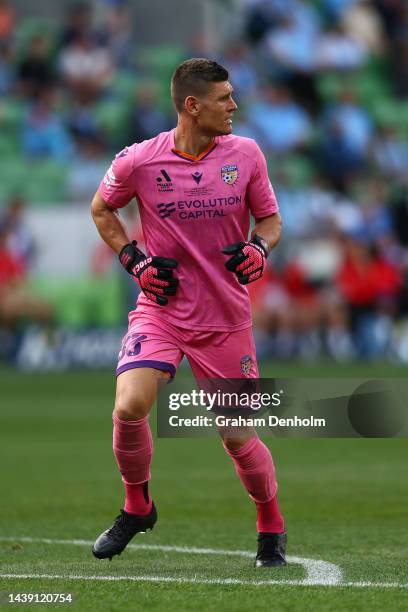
[195,81,238,136]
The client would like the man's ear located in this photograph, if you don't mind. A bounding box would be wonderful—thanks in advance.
[184,95,200,115]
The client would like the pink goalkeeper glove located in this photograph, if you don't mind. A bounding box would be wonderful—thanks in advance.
[119,241,178,306]
[222,234,269,285]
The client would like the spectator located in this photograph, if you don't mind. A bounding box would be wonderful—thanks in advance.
[276,174,340,238]
[0,0,14,44]
[66,135,108,202]
[222,42,259,104]
[67,95,102,141]
[21,87,74,159]
[372,0,405,44]
[321,88,373,156]
[104,2,133,69]
[17,35,55,99]
[187,31,213,60]
[318,118,365,191]
[231,109,261,141]
[336,233,401,357]
[0,224,53,328]
[0,196,36,273]
[266,14,318,74]
[59,1,94,48]
[244,0,288,44]
[59,32,114,100]
[248,83,312,152]
[372,124,408,180]
[0,41,13,96]
[248,258,326,360]
[129,82,172,143]
[317,23,368,70]
[341,0,386,55]
[248,265,294,359]
[357,178,397,261]
[321,0,358,23]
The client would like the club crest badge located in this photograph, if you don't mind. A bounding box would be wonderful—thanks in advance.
[221,164,239,185]
[240,355,252,376]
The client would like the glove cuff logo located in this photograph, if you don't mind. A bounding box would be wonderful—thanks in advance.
[134,258,152,275]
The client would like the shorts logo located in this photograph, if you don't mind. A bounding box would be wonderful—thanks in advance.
[221,164,239,186]
[240,354,252,376]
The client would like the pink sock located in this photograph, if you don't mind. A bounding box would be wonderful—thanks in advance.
[112,414,153,516]
[255,496,285,534]
[223,436,284,533]
[124,482,152,516]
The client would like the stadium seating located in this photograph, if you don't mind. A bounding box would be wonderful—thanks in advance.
[31,275,125,327]
[0,158,68,204]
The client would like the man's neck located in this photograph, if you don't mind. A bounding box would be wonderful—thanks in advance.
[174,123,215,158]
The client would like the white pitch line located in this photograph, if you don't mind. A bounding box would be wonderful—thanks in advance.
[4,536,406,589]
[0,536,341,586]
[0,573,407,589]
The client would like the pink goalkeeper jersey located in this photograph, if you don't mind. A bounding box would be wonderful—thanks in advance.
[98,129,279,331]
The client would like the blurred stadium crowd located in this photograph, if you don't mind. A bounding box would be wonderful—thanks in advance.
[0,0,408,363]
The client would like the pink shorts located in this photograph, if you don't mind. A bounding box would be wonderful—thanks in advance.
[116,312,259,379]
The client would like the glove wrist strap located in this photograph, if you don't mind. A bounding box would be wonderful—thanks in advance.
[252,234,270,258]
[118,240,145,273]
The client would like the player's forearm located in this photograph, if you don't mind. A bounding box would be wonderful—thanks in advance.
[252,213,282,253]
[91,191,129,254]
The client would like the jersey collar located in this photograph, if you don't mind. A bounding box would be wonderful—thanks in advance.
[170,129,218,162]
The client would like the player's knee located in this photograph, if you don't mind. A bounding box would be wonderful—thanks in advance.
[114,387,151,420]
[220,425,255,452]
[222,436,247,452]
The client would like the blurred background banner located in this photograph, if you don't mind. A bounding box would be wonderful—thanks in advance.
[0,0,408,369]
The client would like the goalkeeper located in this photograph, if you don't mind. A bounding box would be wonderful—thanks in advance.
[91,58,284,568]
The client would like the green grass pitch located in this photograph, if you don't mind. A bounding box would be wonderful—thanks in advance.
[1,363,407,611]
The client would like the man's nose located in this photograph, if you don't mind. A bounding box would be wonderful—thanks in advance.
[229,97,238,112]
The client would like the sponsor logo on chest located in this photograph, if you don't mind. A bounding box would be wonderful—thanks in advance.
[155,195,243,221]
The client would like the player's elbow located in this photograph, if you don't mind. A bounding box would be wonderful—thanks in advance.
[91,192,100,220]
[267,212,282,250]
[91,191,109,223]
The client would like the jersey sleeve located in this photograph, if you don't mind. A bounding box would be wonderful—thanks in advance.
[246,140,279,218]
[98,146,136,209]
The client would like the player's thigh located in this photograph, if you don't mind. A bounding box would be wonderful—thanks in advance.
[115,314,183,419]
[186,326,259,378]
[115,367,170,420]
[186,327,259,448]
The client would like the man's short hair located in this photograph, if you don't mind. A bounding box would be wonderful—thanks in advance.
[171,58,229,113]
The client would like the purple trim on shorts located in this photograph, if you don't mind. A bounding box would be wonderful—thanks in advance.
[116,360,176,378]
